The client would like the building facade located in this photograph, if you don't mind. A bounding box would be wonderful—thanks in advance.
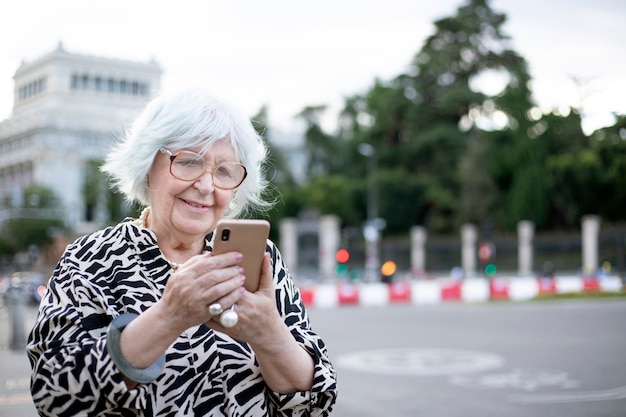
[0,43,161,233]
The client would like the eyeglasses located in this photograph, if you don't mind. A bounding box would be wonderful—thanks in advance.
[159,148,247,190]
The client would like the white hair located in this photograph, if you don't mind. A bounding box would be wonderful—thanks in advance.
[101,88,271,218]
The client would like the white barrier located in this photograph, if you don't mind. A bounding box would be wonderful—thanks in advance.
[358,283,389,307]
[313,284,338,309]
[301,276,623,308]
[461,279,490,303]
[600,276,623,292]
[411,281,442,305]
[508,277,540,301]
[556,276,584,294]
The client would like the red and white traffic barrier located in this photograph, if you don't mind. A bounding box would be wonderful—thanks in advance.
[297,276,624,308]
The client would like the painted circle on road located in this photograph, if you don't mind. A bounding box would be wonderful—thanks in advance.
[337,348,505,376]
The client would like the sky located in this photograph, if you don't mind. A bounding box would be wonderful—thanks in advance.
[1,0,625,136]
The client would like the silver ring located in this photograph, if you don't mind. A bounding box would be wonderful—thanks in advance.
[220,306,239,328]
[208,303,223,316]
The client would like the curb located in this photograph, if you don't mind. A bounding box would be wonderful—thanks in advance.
[297,276,625,308]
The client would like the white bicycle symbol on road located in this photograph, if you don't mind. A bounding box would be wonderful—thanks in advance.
[450,367,579,391]
[337,348,626,403]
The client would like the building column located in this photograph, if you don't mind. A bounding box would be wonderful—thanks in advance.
[279,218,298,274]
[411,226,427,276]
[461,223,478,279]
[319,215,340,279]
[517,220,534,276]
[582,215,601,275]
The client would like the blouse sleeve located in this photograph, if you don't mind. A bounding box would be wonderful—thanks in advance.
[26,249,147,417]
[264,241,338,417]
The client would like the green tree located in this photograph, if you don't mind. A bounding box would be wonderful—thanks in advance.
[289,0,626,237]
[297,105,348,177]
[249,105,304,240]
[335,0,535,233]
[252,105,297,189]
[545,114,626,228]
[0,185,66,255]
[85,158,137,225]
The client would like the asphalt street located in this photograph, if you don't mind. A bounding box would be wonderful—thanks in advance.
[308,299,626,417]
[1,298,625,416]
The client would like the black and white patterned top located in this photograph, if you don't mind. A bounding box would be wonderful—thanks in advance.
[27,220,337,417]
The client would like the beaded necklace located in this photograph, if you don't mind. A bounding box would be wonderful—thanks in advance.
[137,206,182,270]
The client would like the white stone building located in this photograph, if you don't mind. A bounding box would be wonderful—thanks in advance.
[0,43,161,233]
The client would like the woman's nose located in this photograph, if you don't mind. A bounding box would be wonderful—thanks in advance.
[194,171,216,191]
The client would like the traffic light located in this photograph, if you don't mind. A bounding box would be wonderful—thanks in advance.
[484,263,497,277]
[380,260,397,283]
[336,249,350,264]
[335,249,350,277]
[479,241,497,277]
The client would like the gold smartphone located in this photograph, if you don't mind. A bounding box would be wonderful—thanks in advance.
[212,219,270,292]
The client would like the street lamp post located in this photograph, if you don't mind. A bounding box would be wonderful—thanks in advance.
[358,143,381,281]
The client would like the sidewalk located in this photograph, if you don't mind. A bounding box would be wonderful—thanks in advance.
[0,303,38,417]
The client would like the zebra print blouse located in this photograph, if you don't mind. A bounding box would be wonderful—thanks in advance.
[27,220,337,416]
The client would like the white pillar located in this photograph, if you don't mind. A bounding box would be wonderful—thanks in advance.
[517,220,534,276]
[582,215,601,275]
[319,215,341,279]
[279,218,298,274]
[411,226,427,275]
[461,224,478,279]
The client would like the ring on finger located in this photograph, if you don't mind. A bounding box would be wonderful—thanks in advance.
[220,305,239,328]
[208,303,223,316]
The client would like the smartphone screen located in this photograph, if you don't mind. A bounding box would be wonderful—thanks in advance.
[213,219,270,292]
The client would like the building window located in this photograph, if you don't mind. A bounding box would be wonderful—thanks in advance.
[81,74,89,89]
[17,76,48,101]
[65,73,150,97]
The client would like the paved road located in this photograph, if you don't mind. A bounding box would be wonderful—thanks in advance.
[0,303,37,417]
[1,299,625,416]
[308,299,626,417]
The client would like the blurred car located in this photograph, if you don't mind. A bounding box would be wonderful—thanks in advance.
[6,272,47,306]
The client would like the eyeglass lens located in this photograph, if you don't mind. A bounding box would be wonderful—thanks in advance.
[171,151,246,189]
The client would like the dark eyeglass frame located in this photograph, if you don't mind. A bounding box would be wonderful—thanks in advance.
[159,147,247,190]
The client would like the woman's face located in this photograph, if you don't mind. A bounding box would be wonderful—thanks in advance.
[147,140,238,239]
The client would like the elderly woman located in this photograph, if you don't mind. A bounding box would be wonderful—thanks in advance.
[27,89,337,416]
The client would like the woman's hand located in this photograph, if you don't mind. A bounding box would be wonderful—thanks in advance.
[206,252,280,341]
[159,251,248,333]
[206,253,315,393]
[118,251,246,378]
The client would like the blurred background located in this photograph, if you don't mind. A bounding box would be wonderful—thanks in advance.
[0,1,625,414]
[0,0,624,282]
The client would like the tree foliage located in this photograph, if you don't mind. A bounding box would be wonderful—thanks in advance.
[0,185,67,255]
[265,0,626,237]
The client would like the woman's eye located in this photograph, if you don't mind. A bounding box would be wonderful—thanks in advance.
[215,166,234,178]
[177,158,203,168]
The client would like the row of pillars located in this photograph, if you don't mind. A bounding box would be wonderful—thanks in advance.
[280,216,341,279]
[280,215,603,279]
[413,215,602,278]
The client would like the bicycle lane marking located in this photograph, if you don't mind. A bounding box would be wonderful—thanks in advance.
[508,385,626,404]
[338,348,626,404]
[0,377,31,406]
[336,348,505,376]
[449,368,580,391]
[449,367,626,403]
